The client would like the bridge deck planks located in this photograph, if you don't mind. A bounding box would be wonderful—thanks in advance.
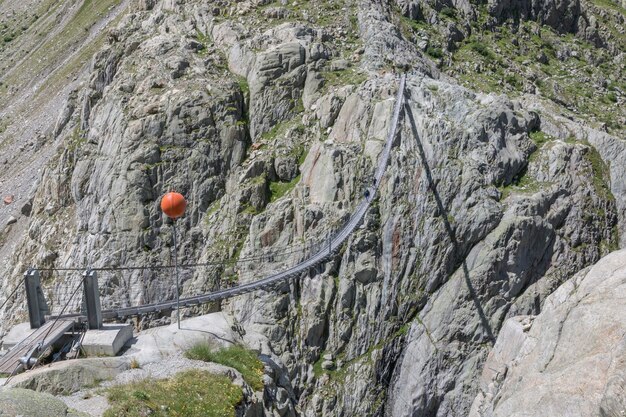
[0,319,76,374]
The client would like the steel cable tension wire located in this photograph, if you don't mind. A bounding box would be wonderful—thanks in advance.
[39,279,82,348]
[33,240,316,273]
[0,284,23,313]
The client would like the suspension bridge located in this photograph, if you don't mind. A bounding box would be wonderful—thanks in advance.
[0,74,406,376]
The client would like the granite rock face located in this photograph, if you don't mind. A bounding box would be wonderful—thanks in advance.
[469,249,626,417]
[0,0,623,416]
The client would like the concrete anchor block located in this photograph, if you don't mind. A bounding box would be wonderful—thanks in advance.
[81,324,133,357]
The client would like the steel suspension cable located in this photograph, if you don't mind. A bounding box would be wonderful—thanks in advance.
[0,284,22,313]
[33,240,319,272]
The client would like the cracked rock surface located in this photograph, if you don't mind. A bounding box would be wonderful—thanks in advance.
[0,0,624,416]
[469,248,626,417]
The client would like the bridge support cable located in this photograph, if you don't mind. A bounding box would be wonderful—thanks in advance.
[0,282,23,318]
[99,74,406,320]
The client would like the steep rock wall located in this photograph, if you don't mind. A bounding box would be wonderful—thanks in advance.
[0,0,623,416]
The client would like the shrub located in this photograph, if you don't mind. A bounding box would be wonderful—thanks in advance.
[529,130,551,147]
[426,46,443,59]
[129,358,141,369]
[605,92,617,103]
[270,174,301,202]
[470,41,493,59]
[440,7,456,19]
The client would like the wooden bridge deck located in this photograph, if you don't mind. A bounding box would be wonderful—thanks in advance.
[0,319,76,374]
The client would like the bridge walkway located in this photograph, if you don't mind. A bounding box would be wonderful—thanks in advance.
[0,319,77,374]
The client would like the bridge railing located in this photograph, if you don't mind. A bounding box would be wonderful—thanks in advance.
[91,228,344,318]
[40,271,84,317]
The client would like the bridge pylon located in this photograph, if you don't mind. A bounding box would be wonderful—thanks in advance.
[83,269,102,330]
[24,269,49,329]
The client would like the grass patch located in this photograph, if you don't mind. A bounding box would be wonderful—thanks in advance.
[590,0,626,18]
[195,29,211,56]
[269,174,300,202]
[321,68,367,90]
[185,344,264,391]
[585,145,613,201]
[240,203,259,215]
[104,369,242,417]
[444,9,624,135]
[67,127,87,151]
[237,76,249,96]
[529,130,553,148]
[499,169,547,200]
[440,7,457,19]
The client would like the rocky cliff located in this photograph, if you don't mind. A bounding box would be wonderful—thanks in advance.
[469,248,626,417]
[0,0,624,415]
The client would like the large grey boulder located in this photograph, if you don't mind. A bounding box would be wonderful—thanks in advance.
[8,358,129,396]
[0,388,84,417]
[469,248,626,417]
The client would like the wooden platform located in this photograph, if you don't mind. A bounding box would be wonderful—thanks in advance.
[0,319,76,374]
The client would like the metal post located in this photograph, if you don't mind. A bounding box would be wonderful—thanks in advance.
[83,269,102,330]
[172,219,181,329]
[25,269,46,329]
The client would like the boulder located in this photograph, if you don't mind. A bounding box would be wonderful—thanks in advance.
[0,388,73,417]
[9,358,130,396]
[469,249,626,417]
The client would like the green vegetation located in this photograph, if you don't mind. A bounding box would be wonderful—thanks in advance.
[321,67,368,90]
[529,130,553,148]
[499,172,547,200]
[469,40,493,59]
[195,29,212,56]
[67,127,87,151]
[398,6,626,135]
[440,7,457,19]
[398,13,428,35]
[237,76,249,96]
[185,344,264,391]
[313,323,410,382]
[4,0,122,108]
[601,225,620,253]
[270,175,301,202]
[584,144,614,202]
[205,199,222,218]
[104,370,243,417]
[241,203,259,215]
[426,46,443,59]
[250,0,361,58]
[259,115,305,144]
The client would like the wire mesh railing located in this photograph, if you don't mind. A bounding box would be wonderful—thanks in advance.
[40,272,84,317]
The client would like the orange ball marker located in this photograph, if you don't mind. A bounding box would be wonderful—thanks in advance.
[160,192,186,219]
